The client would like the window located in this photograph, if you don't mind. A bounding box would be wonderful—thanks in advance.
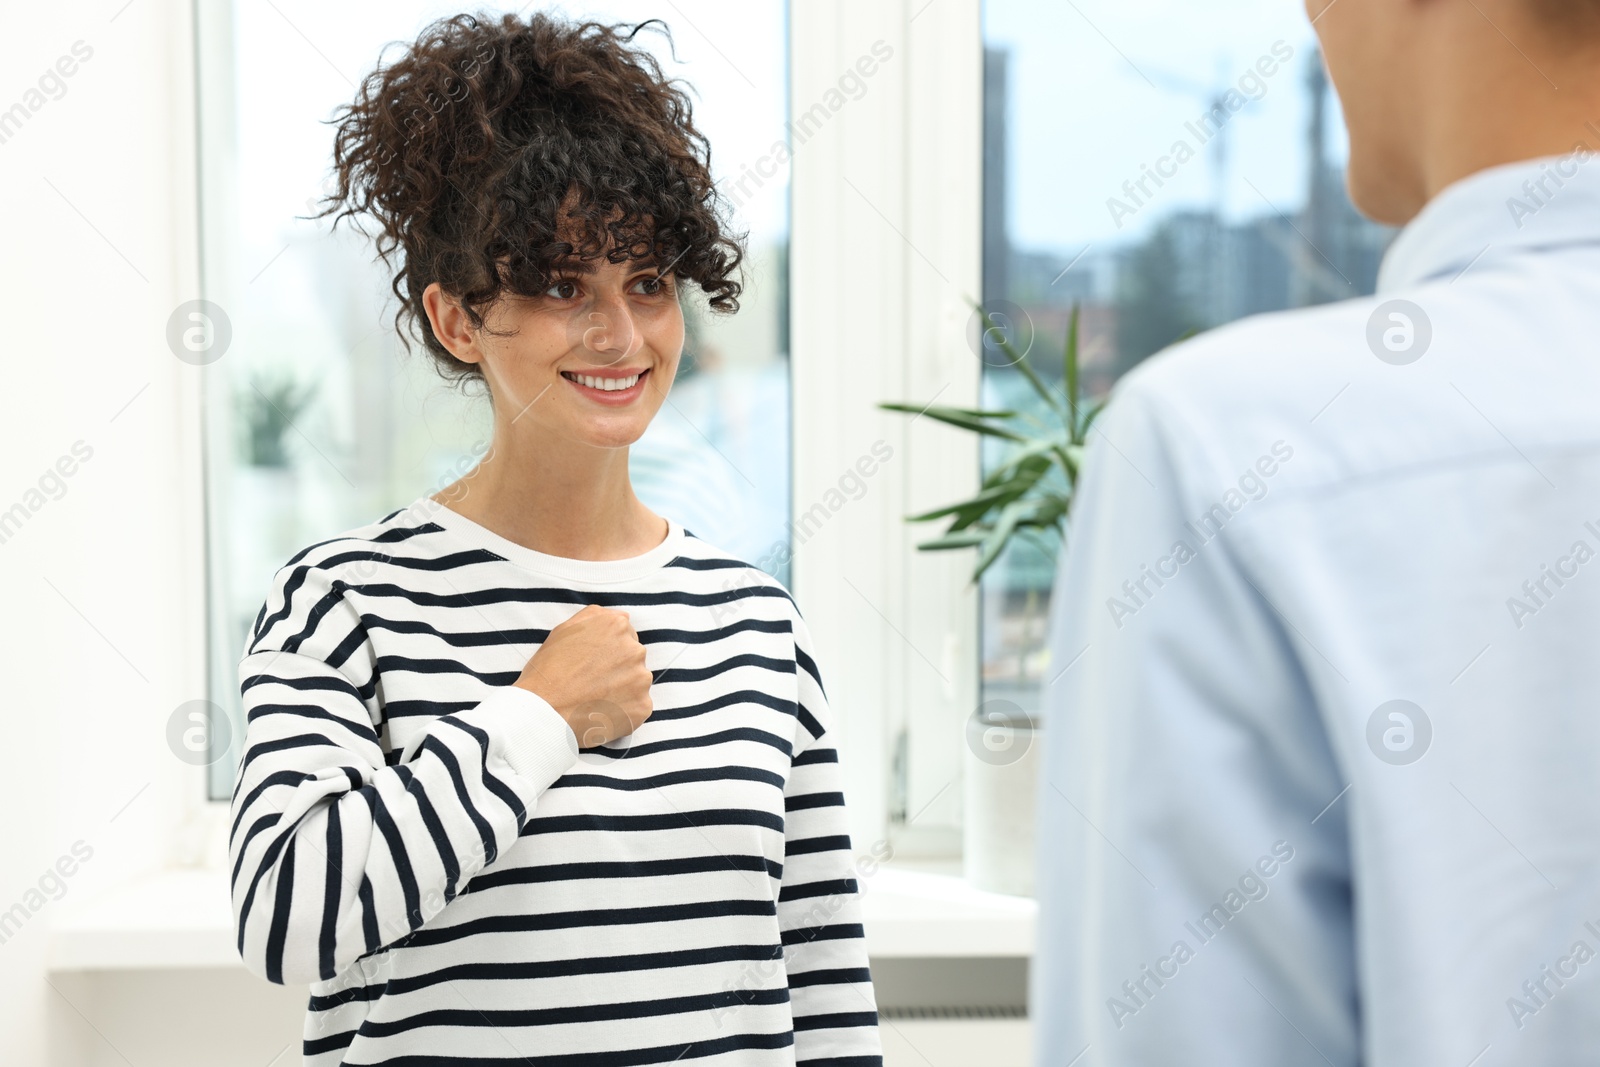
[190,0,1390,874]
[978,0,1396,720]
[197,0,791,799]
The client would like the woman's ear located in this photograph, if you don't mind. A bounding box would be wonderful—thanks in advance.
[422,282,484,367]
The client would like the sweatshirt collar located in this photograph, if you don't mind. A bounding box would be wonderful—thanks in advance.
[411,495,686,585]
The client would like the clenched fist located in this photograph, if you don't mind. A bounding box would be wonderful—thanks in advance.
[515,604,653,748]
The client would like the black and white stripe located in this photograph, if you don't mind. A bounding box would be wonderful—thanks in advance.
[228,496,883,1065]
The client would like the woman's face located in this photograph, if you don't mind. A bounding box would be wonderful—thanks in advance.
[426,253,684,450]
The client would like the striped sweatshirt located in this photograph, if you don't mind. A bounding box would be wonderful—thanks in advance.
[227,495,884,1065]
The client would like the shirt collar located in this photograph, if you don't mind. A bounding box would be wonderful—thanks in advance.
[1377,147,1600,292]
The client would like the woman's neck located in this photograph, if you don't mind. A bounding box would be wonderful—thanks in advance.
[431,426,667,562]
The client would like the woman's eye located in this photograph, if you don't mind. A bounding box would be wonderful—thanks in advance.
[633,275,667,296]
[546,280,579,300]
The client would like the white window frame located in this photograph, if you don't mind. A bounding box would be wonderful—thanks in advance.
[181,2,986,872]
[789,0,983,859]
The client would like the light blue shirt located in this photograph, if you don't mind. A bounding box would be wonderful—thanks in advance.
[1032,154,1600,1067]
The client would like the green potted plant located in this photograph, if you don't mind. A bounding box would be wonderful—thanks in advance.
[878,302,1101,897]
[241,370,318,469]
[231,370,320,634]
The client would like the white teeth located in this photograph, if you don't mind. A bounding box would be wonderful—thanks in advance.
[571,372,640,391]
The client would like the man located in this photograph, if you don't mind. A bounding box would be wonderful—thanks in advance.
[1033,1,1600,1064]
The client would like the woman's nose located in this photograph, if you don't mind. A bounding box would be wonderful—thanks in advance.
[575,294,640,364]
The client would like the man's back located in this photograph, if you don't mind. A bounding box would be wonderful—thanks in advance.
[1033,157,1600,1066]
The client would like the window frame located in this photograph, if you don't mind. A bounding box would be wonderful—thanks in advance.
[186,2,988,873]
[788,0,983,858]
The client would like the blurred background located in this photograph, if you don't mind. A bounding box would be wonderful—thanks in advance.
[0,1,1386,1063]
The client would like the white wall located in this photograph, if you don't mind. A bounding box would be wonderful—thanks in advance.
[46,970,305,1067]
[0,0,218,1059]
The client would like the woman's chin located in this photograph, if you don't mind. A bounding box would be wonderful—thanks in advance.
[572,416,652,451]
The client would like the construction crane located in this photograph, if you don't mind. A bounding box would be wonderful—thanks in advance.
[1141,56,1236,217]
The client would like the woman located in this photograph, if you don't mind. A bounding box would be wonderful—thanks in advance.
[227,12,884,1065]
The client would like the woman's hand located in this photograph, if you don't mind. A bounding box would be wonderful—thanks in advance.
[515,604,654,747]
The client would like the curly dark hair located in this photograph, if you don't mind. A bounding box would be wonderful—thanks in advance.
[318,11,744,382]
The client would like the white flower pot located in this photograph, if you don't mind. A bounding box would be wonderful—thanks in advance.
[962,707,1040,897]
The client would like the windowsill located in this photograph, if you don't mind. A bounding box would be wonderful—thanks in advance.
[49,868,240,971]
[860,862,1035,957]
[48,862,1036,971]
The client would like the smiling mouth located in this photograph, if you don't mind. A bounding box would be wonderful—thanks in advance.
[559,367,650,400]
